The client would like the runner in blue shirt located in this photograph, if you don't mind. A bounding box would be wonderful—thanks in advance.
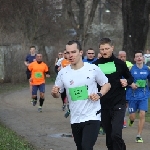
[126,50,150,143]
[82,48,97,63]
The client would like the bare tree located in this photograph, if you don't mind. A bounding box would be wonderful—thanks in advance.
[122,0,150,61]
[65,0,99,48]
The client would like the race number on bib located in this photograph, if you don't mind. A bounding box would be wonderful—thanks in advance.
[35,72,42,78]
[98,61,116,74]
[69,85,88,101]
[136,80,146,88]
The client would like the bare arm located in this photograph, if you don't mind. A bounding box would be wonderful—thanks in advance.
[99,83,111,96]
[24,61,29,67]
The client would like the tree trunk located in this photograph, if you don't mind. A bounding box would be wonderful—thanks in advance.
[122,0,150,61]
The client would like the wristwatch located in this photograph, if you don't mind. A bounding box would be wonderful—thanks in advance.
[97,92,103,98]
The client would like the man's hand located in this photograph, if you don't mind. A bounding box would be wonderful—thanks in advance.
[51,86,60,98]
[29,78,33,82]
[89,94,100,101]
[57,67,61,72]
[120,79,128,87]
[130,83,138,90]
[46,74,50,78]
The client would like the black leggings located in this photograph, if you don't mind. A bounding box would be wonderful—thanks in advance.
[71,120,100,150]
[101,104,126,150]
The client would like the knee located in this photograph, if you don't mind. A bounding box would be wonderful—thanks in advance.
[111,131,121,141]
[40,93,44,99]
[139,111,145,119]
[32,95,37,99]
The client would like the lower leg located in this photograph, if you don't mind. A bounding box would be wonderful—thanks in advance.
[137,111,145,136]
[39,93,44,107]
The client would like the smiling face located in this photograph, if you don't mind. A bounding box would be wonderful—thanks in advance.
[66,43,83,65]
[99,43,114,58]
[134,53,144,64]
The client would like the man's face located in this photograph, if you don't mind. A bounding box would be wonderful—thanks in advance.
[99,44,114,58]
[146,50,150,54]
[118,53,126,62]
[36,54,42,62]
[30,48,36,54]
[63,50,67,59]
[66,43,83,65]
[86,50,95,59]
[58,52,63,58]
[134,53,144,64]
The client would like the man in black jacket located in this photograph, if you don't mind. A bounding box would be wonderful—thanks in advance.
[93,38,133,150]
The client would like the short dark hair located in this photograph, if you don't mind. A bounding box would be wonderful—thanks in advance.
[67,40,82,51]
[87,48,94,51]
[134,50,143,57]
[99,38,113,47]
[30,46,36,49]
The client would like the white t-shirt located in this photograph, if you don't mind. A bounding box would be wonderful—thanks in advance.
[56,58,64,69]
[55,62,108,124]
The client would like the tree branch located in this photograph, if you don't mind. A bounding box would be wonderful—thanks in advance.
[66,0,78,30]
[84,0,99,43]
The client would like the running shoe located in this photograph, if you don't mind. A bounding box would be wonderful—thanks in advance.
[38,106,42,112]
[33,100,37,106]
[123,121,127,128]
[64,110,70,118]
[128,119,134,127]
[62,104,66,111]
[99,127,105,135]
[30,99,33,104]
[135,137,143,143]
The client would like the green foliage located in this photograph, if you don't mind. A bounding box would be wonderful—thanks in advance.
[0,123,36,150]
[145,99,150,123]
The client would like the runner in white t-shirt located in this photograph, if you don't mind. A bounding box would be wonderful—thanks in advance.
[51,40,111,150]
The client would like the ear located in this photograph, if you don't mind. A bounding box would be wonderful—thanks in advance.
[111,46,114,51]
[80,50,83,55]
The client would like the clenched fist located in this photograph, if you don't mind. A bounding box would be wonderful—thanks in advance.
[51,86,60,98]
[120,79,128,87]
[89,93,100,101]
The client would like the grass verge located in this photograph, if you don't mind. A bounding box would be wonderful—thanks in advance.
[0,122,36,150]
[145,99,150,123]
[0,76,55,150]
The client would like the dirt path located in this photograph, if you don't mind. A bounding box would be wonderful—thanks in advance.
[0,84,150,150]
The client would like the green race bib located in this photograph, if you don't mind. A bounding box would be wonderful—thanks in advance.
[98,62,116,74]
[136,80,146,88]
[35,72,42,78]
[69,85,88,101]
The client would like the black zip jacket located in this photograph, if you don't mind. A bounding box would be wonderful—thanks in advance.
[93,54,133,109]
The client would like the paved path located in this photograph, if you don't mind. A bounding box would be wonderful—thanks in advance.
[0,84,150,150]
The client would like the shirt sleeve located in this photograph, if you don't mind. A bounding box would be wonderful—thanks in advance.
[44,64,49,72]
[122,61,134,85]
[147,67,150,80]
[94,65,108,86]
[55,71,64,93]
[25,55,29,62]
[28,62,33,71]
[56,59,62,67]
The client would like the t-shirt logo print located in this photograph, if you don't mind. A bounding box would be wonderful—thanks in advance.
[70,80,74,85]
